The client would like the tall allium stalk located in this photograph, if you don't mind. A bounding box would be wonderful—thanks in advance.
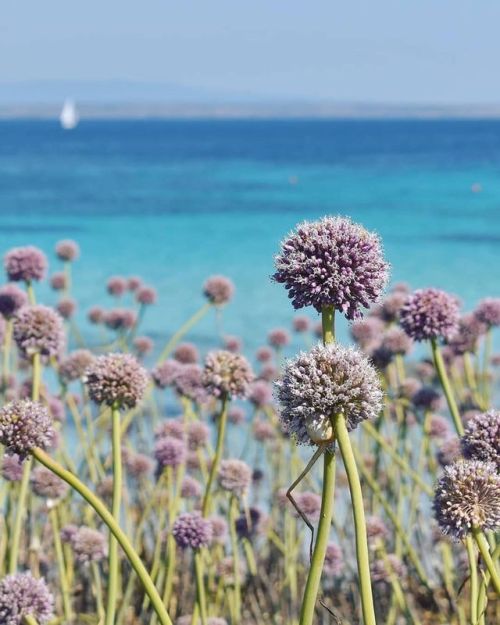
[202,393,229,517]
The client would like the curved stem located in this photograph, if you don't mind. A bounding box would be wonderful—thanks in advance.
[430,338,464,436]
[473,529,500,595]
[31,448,174,625]
[335,413,377,625]
[201,394,229,517]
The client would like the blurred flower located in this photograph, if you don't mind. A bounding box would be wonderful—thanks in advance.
[172,512,212,549]
[203,275,234,306]
[400,288,460,342]
[0,572,54,625]
[55,240,79,262]
[13,305,65,359]
[4,246,47,283]
[84,353,148,408]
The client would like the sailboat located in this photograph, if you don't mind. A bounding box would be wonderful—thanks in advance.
[59,99,79,129]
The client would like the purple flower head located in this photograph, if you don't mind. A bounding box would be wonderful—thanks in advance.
[228,406,246,425]
[268,328,290,349]
[107,276,127,297]
[461,410,500,470]
[50,272,67,291]
[293,315,311,333]
[366,516,390,544]
[1,454,24,482]
[273,216,389,318]
[124,450,153,478]
[31,466,68,499]
[350,317,384,350]
[181,475,202,499]
[433,459,500,539]
[13,305,65,359]
[209,515,228,544]
[55,239,79,262]
[71,526,107,563]
[84,353,148,409]
[369,344,393,371]
[48,396,65,423]
[0,400,54,458]
[253,418,275,442]
[87,306,105,325]
[400,288,460,342]
[60,524,78,544]
[275,343,383,446]
[155,418,185,440]
[154,436,187,469]
[0,285,28,319]
[59,349,95,384]
[0,572,54,625]
[4,246,47,283]
[136,285,157,305]
[412,386,443,412]
[294,491,322,521]
[223,335,242,353]
[256,346,273,363]
[203,275,234,306]
[324,543,343,577]
[133,335,154,356]
[429,414,451,439]
[248,380,273,408]
[174,363,207,403]
[127,276,142,291]
[381,327,413,356]
[218,459,252,496]
[56,298,76,320]
[187,421,210,450]
[475,298,500,328]
[173,343,199,364]
[378,291,407,323]
[152,359,181,389]
[104,308,137,331]
[202,350,254,399]
[371,554,406,583]
[235,506,266,539]
[437,436,461,467]
[172,512,213,549]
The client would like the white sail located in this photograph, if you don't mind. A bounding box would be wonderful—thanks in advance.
[60,99,79,129]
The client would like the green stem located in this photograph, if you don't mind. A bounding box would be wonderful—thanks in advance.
[2,318,12,384]
[26,281,36,305]
[321,306,335,345]
[31,448,174,625]
[466,535,479,624]
[430,338,464,436]
[194,550,208,625]
[229,496,242,624]
[105,403,123,625]
[9,458,32,573]
[201,394,229,517]
[157,302,212,364]
[49,507,73,622]
[477,542,500,624]
[335,413,377,625]
[23,615,40,625]
[473,529,500,595]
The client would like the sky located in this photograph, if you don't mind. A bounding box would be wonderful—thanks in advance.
[2,1,500,104]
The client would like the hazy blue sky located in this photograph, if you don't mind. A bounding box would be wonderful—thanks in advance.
[2,1,500,103]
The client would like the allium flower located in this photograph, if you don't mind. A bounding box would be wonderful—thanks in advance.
[294,491,322,521]
[461,410,500,470]
[437,437,461,467]
[136,285,157,305]
[181,475,202,498]
[369,345,393,371]
[4,246,47,283]
[152,359,180,389]
[174,364,207,403]
[273,216,389,318]
[123,450,153,478]
[84,353,148,408]
[13,305,65,359]
[203,275,234,306]
[235,507,266,539]
[447,313,486,355]
[293,316,311,333]
[429,414,451,439]
[223,335,242,353]
[253,419,275,442]
[48,396,65,423]
[187,421,210,450]
[412,386,443,412]
[173,343,199,364]
[378,291,407,323]
[133,335,154,356]
[0,400,54,457]
[104,309,137,331]
[268,328,290,349]
[275,343,383,445]
[475,298,500,328]
[31,466,68,499]
[56,297,76,320]
[400,288,460,342]
[154,436,187,469]
[202,350,254,398]
[50,272,67,291]
[55,239,79,262]
[155,418,185,440]
[107,276,127,297]
[228,406,245,425]
[59,349,95,384]
[350,317,384,349]
[259,364,279,382]
[256,346,273,363]
[87,306,105,324]
[366,516,390,544]
[323,543,343,576]
[0,572,54,625]
[0,285,28,318]
[218,459,252,496]
[433,459,500,538]
[248,380,273,408]
[127,276,142,291]
[60,524,78,544]
[71,526,107,563]
[209,516,228,544]
[172,512,213,549]
[1,454,24,482]
[381,327,412,356]
[371,554,406,583]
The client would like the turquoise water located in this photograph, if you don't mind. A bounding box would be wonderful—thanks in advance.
[1,119,500,353]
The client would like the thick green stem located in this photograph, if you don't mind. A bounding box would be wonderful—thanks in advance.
[49,507,73,622]
[194,550,208,625]
[31,448,174,625]
[321,306,335,345]
[201,394,229,517]
[473,529,500,595]
[335,413,377,625]
[105,403,123,625]
[430,338,464,436]
[9,457,32,573]
[229,496,242,624]
[466,536,479,624]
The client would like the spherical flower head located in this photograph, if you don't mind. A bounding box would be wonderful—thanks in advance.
[293,315,311,333]
[228,406,246,425]
[84,353,148,408]
[223,335,242,353]
[60,524,78,544]
[378,291,407,323]
[475,298,500,328]
[174,364,207,403]
[133,335,154,356]
[412,386,443,412]
[56,298,76,320]
[437,437,461,467]
[273,216,389,318]
[124,450,153,478]
[366,516,390,544]
[400,288,460,342]
[136,285,157,305]
[248,380,273,408]
[202,350,254,399]
[203,275,234,306]
[181,475,202,499]
[173,343,199,364]
[154,436,187,468]
[104,308,137,331]
[256,346,273,363]
[268,328,290,349]
[55,239,79,262]
[324,543,343,577]
[87,306,105,325]
[0,285,28,319]
[0,572,54,625]
[13,305,65,359]
[31,466,68,500]
[350,317,384,350]
[461,410,500,470]
[4,246,48,283]
[152,359,181,389]
[0,400,54,458]
[275,343,383,446]
[434,459,500,539]
[187,421,210,450]
[235,506,266,539]
[60,349,95,384]
[107,276,127,297]
[71,526,107,563]
[1,454,24,482]
[371,554,406,583]
[209,515,228,544]
[218,459,252,496]
[381,327,413,356]
[155,418,185,440]
[50,272,67,291]
[127,276,142,291]
[429,414,451,439]
[253,418,275,442]
[172,512,213,549]
[294,491,322,521]
[447,313,486,355]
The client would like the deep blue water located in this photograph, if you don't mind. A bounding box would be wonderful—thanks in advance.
[0,119,499,353]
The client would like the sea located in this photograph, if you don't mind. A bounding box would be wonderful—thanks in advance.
[1,119,500,357]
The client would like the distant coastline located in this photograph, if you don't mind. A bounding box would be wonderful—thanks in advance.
[3,101,500,120]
